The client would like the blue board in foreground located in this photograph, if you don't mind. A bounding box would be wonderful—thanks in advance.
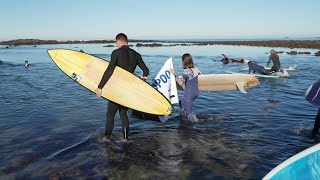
[263,143,320,180]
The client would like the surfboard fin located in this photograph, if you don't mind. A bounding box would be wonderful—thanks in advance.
[236,82,247,94]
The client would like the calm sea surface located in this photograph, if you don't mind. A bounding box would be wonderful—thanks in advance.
[0,43,319,179]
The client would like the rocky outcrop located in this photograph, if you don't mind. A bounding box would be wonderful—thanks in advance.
[136,43,163,47]
[103,45,115,47]
[286,51,298,55]
[297,52,311,54]
[193,40,320,49]
[1,39,320,50]
[315,51,320,56]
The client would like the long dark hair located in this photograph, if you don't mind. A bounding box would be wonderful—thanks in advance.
[182,53,194,69]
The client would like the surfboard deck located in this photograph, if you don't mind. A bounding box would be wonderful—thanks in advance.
[224,71,281,78]
[263,143,320,180]
[47,49,172,115]
[176,74,260,93]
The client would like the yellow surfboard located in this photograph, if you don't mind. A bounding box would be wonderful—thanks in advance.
[47,49,172,115]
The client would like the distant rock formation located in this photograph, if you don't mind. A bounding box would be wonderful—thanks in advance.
[103,45,115,47]
[315,51,320,56]
[297,52,311,54]
[136,43,163,47]
[286,51,297,55]
[1,39,320,50]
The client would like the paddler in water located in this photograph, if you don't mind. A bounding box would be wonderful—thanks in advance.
[267,50,281,72]
[221,54,242,64]
[95,33,149,142]
[24,60,30,67]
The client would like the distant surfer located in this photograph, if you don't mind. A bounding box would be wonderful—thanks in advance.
[172,53,201,122]
[221,54,242,64]
[267,50,281,72]
[241,59,270,75]
[24,60,30,67]
[221,54,232,64]
[79,49,84,53]
[95,33,149,142]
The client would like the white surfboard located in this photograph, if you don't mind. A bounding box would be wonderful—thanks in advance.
[177,74,260,94]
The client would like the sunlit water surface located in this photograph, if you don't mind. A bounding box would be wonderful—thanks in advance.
[0,44,320,179]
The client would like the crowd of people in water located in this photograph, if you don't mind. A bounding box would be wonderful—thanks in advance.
[220,51,320,137]
[220,50,281,75]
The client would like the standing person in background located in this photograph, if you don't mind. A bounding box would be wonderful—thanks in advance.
[267,50,281,72]
[95,33,149,142]
[172,53,201,122]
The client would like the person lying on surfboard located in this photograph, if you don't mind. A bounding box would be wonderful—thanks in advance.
[172,53,201,122]
[241,59,270,75]
[220,54,242,64]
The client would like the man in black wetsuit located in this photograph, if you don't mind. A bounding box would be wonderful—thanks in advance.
[95,33,149,141]
[241,59,269,75]
[267,50,281,72]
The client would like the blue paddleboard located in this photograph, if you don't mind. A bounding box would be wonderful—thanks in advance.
[263,143,320,180]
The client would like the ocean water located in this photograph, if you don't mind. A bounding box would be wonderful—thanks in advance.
[0,43,320,179]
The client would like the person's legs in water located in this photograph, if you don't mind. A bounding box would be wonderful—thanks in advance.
[184,98,199,122]
[104,101,119,140]
[312,108,320,137]
[270,65,280,73]
[179,99,187,116]
[119,105,129,140]
[183,77,199,122]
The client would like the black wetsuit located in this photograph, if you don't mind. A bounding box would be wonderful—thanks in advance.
[98,45,149,139]
[221,58,230,64]
[248,61,269,75]
[267,54,281,72]
[312,108,320,136]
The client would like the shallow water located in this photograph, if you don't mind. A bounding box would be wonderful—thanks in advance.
[0,44,320,179]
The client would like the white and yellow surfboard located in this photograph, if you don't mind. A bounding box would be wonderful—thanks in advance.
[48,49,172,115]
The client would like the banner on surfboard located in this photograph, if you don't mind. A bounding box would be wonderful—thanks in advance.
[152,57,179,105]
[151,57,179,122]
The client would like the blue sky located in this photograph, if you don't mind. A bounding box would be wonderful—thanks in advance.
[0,0,319,41]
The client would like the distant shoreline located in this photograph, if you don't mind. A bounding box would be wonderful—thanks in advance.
[1,39,320,49]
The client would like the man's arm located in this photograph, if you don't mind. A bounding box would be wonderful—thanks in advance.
[267,56,272,67]
[137,54,149,78]
[95,52,117,97]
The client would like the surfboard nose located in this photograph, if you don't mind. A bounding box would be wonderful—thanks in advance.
[47,49,59,60]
